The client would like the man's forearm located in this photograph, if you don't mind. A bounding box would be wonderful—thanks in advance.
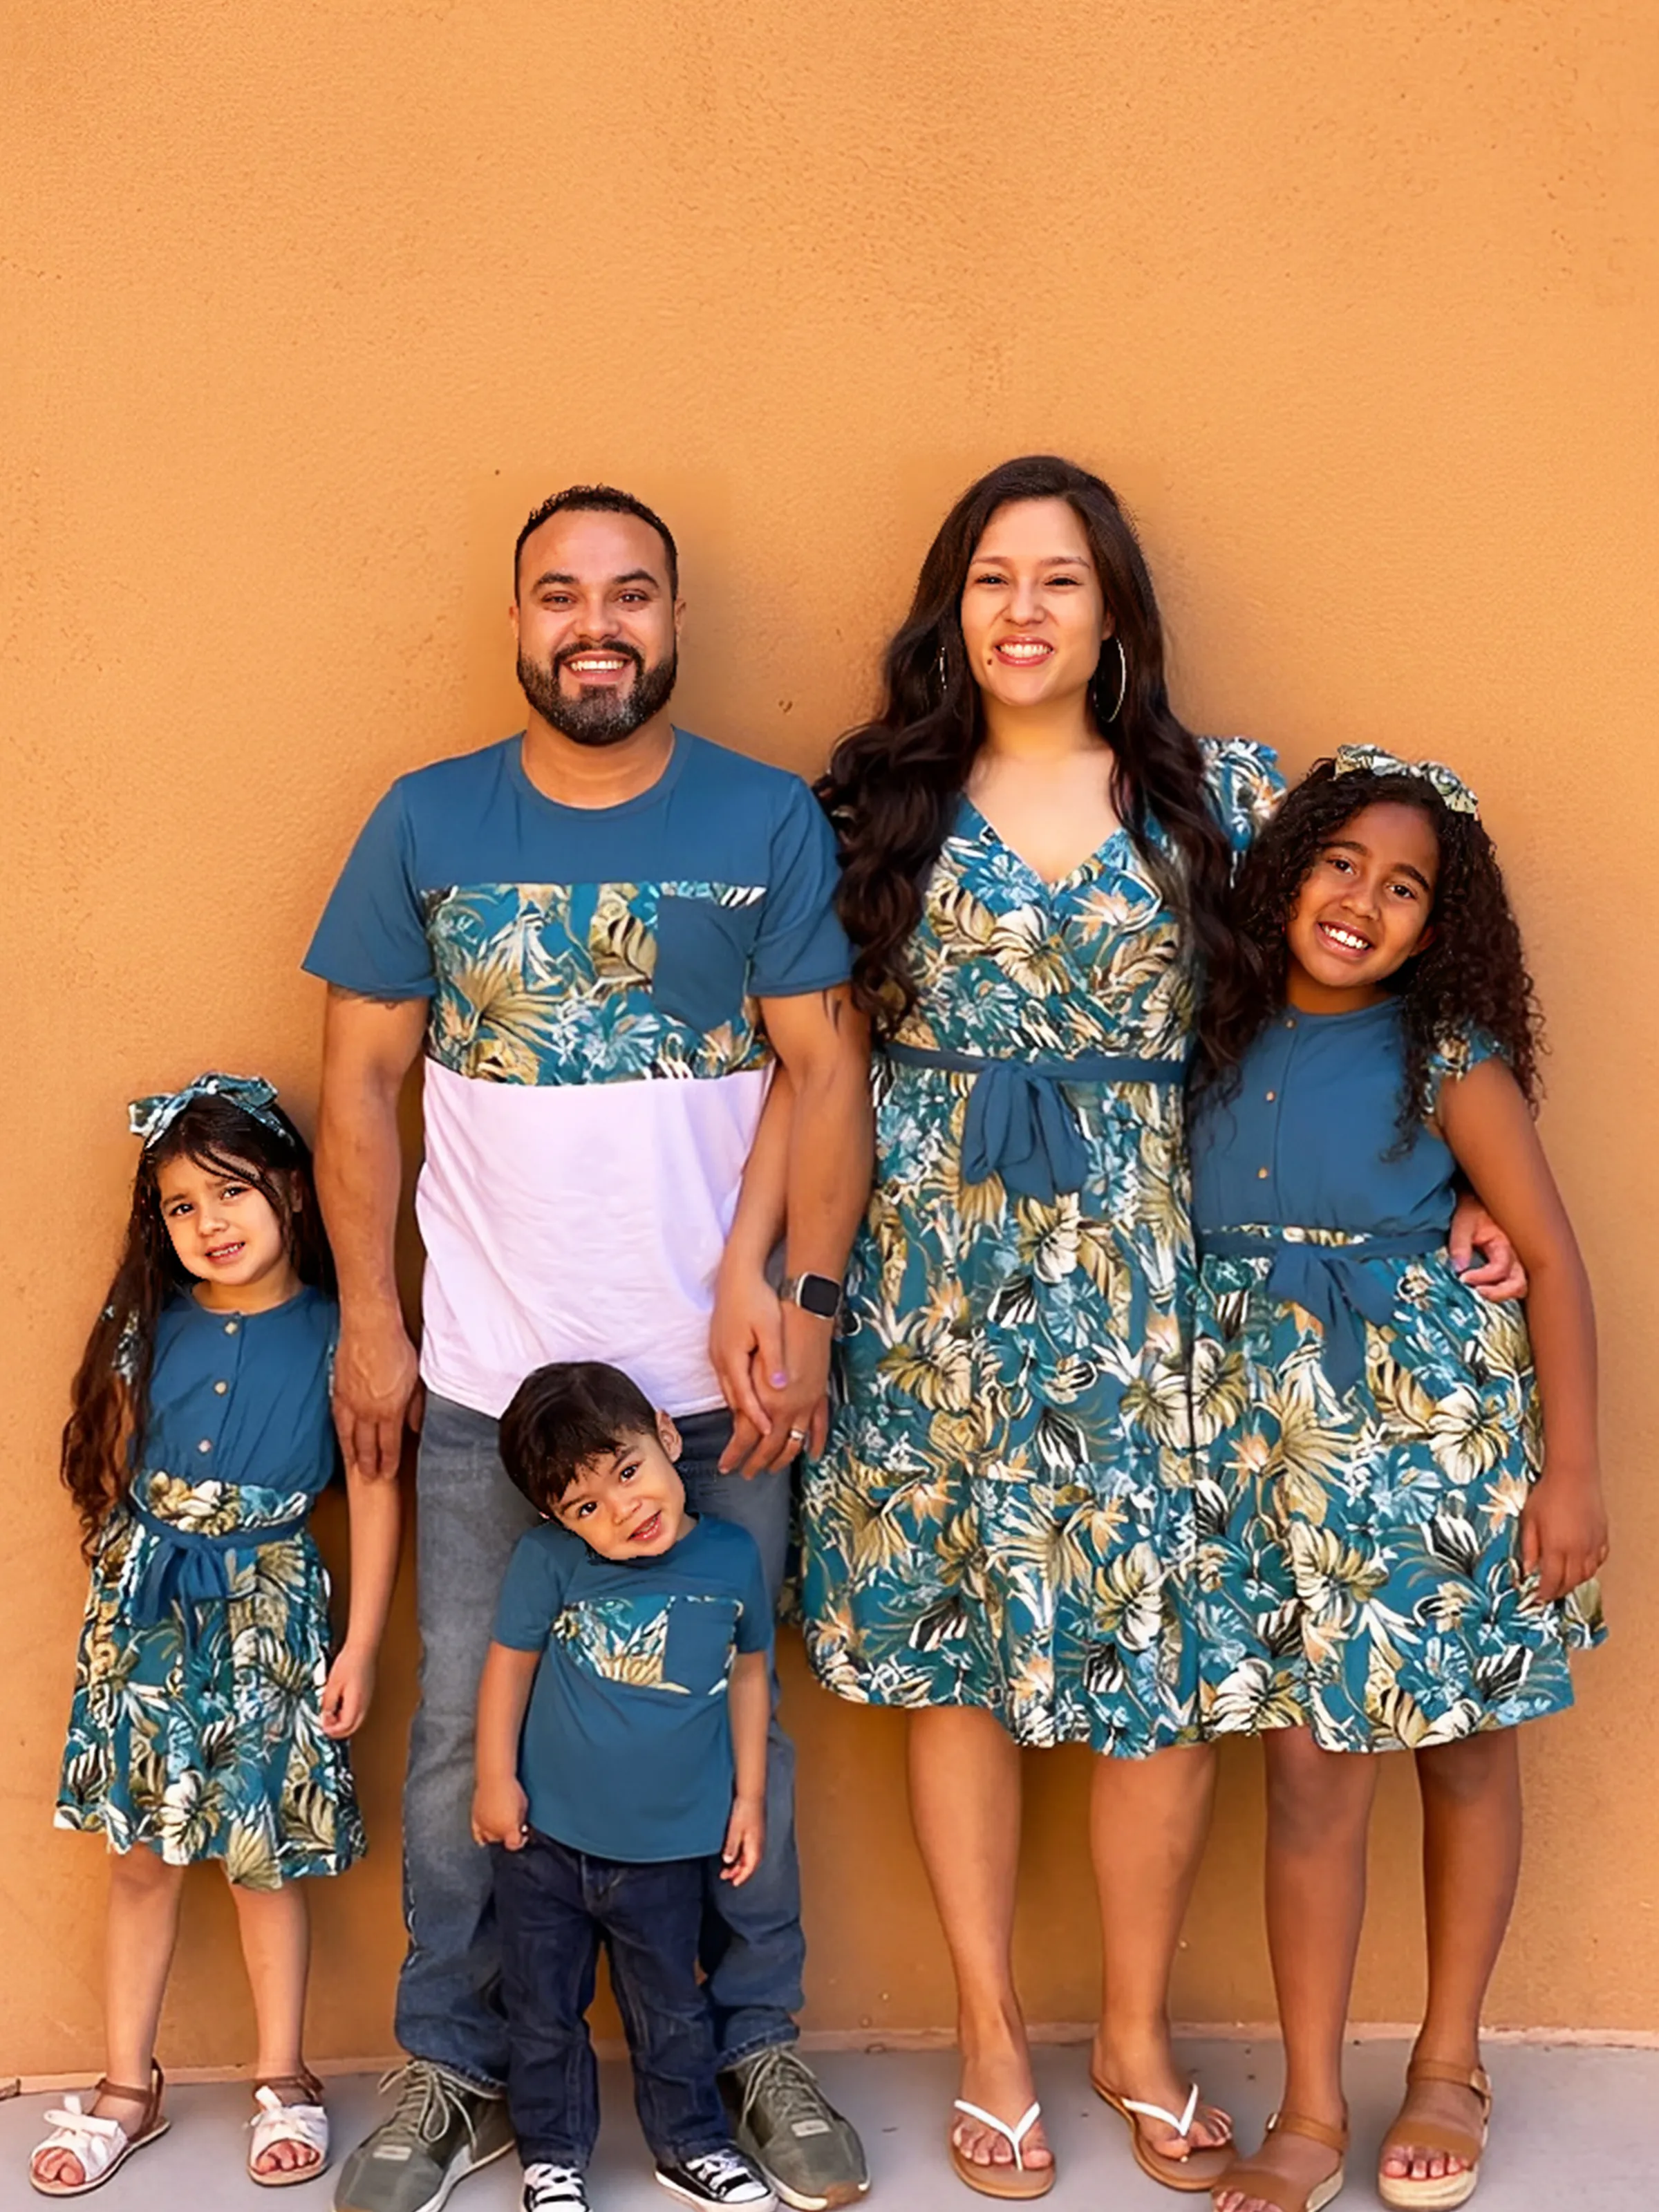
[315,993,420,1315]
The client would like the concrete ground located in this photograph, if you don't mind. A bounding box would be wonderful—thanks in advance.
[1,2038,1651,2210]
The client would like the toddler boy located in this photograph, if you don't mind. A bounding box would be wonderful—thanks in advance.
[472,1362,775,2212]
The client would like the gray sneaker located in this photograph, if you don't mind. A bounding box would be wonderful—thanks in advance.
[722,2047,869,2211]
[333,2062,515,2212]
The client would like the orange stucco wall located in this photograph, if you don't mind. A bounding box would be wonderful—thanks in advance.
[5,0,1656,2076]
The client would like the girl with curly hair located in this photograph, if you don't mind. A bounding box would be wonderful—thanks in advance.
[1193,753,1607,2212]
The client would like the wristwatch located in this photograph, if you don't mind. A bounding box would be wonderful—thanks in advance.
[782,1271,843,1320]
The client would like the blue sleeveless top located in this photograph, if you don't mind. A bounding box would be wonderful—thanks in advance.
[1190,1000,1498,1389]
[134,1283,339,1496]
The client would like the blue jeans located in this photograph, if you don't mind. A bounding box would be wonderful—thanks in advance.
[494,1830,730,2169]
[394,1395,805,2089]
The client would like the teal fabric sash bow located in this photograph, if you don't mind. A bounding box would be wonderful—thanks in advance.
[1199,1228,1443,1392]
[885,1043,1185,1203]
[128,1494,311,1644]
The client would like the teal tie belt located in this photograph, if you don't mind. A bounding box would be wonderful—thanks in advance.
[128,1494,312,1644]
[1198,1227,1444,1394]
[885,1043,1186,1203]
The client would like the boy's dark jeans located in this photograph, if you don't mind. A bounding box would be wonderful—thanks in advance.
[494,1826,733,2171]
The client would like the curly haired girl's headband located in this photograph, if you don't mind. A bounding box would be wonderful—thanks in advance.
[1332,742,1479,819]
[127,1071,291,1150]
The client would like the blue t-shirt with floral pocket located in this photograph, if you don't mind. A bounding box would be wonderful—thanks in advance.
[493,1514,774,1863]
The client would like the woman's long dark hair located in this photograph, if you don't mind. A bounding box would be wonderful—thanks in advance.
[61,1094,333,1549]
[818,454,1236,1031]
[1199,758,1540,1142]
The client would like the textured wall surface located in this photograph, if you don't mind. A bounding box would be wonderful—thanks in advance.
[4,0,1656,2074]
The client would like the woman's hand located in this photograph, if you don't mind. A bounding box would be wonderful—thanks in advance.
[720,1794,766,1886]
[1521,1470,1610,1602]
[1449,1194,1527,1302]
[320,1644,377,1738]
[471,1776,530,1850]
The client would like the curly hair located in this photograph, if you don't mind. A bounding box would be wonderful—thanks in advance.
[816,455,1236,1033]
[1199,757,1540,1143]
[61,1095,333,1551]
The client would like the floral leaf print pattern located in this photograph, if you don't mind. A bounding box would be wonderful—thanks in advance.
[553,1596,687,1694]
[54,1471,364,1889]
[422,881,771,1085]
[802,740,1284,1754]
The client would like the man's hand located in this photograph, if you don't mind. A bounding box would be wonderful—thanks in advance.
[471,1776,530,1850]
[1450,1194,1527,1302]
[320,1644,377,1738]
[713,1266,787,1475]
[720,1794,765,1885]
[334,1306,423,1479]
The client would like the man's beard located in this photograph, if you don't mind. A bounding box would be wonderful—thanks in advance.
[517,641,678,747]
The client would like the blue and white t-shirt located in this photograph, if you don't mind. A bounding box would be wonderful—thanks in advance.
[494,1515,772,1862]
[304,731,850,1417]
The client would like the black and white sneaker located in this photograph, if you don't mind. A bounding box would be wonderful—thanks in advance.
[523,2164,590,2210]
[655,2146,776,2207]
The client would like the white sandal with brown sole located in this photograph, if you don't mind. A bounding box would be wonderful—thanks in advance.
[28,2063,169,2197]
[948,2098,1055,2199]
[248,2071,330,2188]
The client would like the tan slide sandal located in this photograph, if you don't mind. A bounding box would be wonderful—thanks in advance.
[948,2098,1055,2199]
[1210,2108,1347,2212]
[1091,2072,1235,2191]
[1376,2059,1491,2210]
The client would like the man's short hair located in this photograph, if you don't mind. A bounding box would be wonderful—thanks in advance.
[498,1360,661,1513]
[513,485,679,599]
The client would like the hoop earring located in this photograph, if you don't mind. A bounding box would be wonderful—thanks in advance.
[1102,636,1128,722]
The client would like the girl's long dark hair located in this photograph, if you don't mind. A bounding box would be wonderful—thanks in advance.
[1199,758,1540,1141]
[818,454,1236,1031]
[62,1095,333,1549]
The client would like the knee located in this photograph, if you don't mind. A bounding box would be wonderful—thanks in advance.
[1416,1730,1519,1808]
[109,1846,185,1896]
[1265,1734,1374,1848]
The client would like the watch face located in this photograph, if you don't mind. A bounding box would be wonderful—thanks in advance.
[795,1273,841,1318]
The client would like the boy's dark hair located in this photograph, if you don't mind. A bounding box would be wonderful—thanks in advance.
[513,485,679,599]
[1197,756,1541,1147]
[499,1360,661,1513]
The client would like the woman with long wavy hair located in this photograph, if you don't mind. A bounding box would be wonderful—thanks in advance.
[788,454,1280,2197]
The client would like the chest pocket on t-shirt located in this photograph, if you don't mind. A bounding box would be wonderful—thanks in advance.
[653,894,765,1033]
[663,1592,742,1698]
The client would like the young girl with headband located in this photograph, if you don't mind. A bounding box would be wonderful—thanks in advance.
[1191,751,1606,2212]
[30,1076,401,2197]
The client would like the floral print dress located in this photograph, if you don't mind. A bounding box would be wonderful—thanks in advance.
[800,738,1283,1753]
[55,1286,365,1888]
[1188,1003,1604,1751]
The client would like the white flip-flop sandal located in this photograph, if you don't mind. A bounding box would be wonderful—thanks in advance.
[29,2063,170,2197]
[248,2073,330,2188]
[947,2097,1054,2200]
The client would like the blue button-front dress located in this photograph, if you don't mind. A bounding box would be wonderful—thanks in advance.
[1188,999,1604,1752]
[54,1285,366,1887]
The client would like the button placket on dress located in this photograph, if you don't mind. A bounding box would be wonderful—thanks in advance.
[194,1310,245,1461]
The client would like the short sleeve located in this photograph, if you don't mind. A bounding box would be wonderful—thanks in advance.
[492,1528,568,1651]
[1201,737,1284,859]
[749,780,852,999]
[731,1530,775,1656]
[303,782,435,999]
[1429,1027,1508,1101]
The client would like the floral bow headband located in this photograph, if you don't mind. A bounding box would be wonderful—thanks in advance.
[128,1071,290,1150]
[1332,742,1479,818]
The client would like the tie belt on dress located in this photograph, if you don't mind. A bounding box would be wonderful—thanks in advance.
[885,1044,1187,1203]
[1197,1227,1445,1394]
[127,1494,312,1640]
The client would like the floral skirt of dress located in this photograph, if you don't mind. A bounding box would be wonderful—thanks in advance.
[1190,1246,1605,1752]
[800,1065,1201,1756]
[55,1472,366,1888]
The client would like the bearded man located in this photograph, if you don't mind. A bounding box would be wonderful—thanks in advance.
[306,487,872,2212]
